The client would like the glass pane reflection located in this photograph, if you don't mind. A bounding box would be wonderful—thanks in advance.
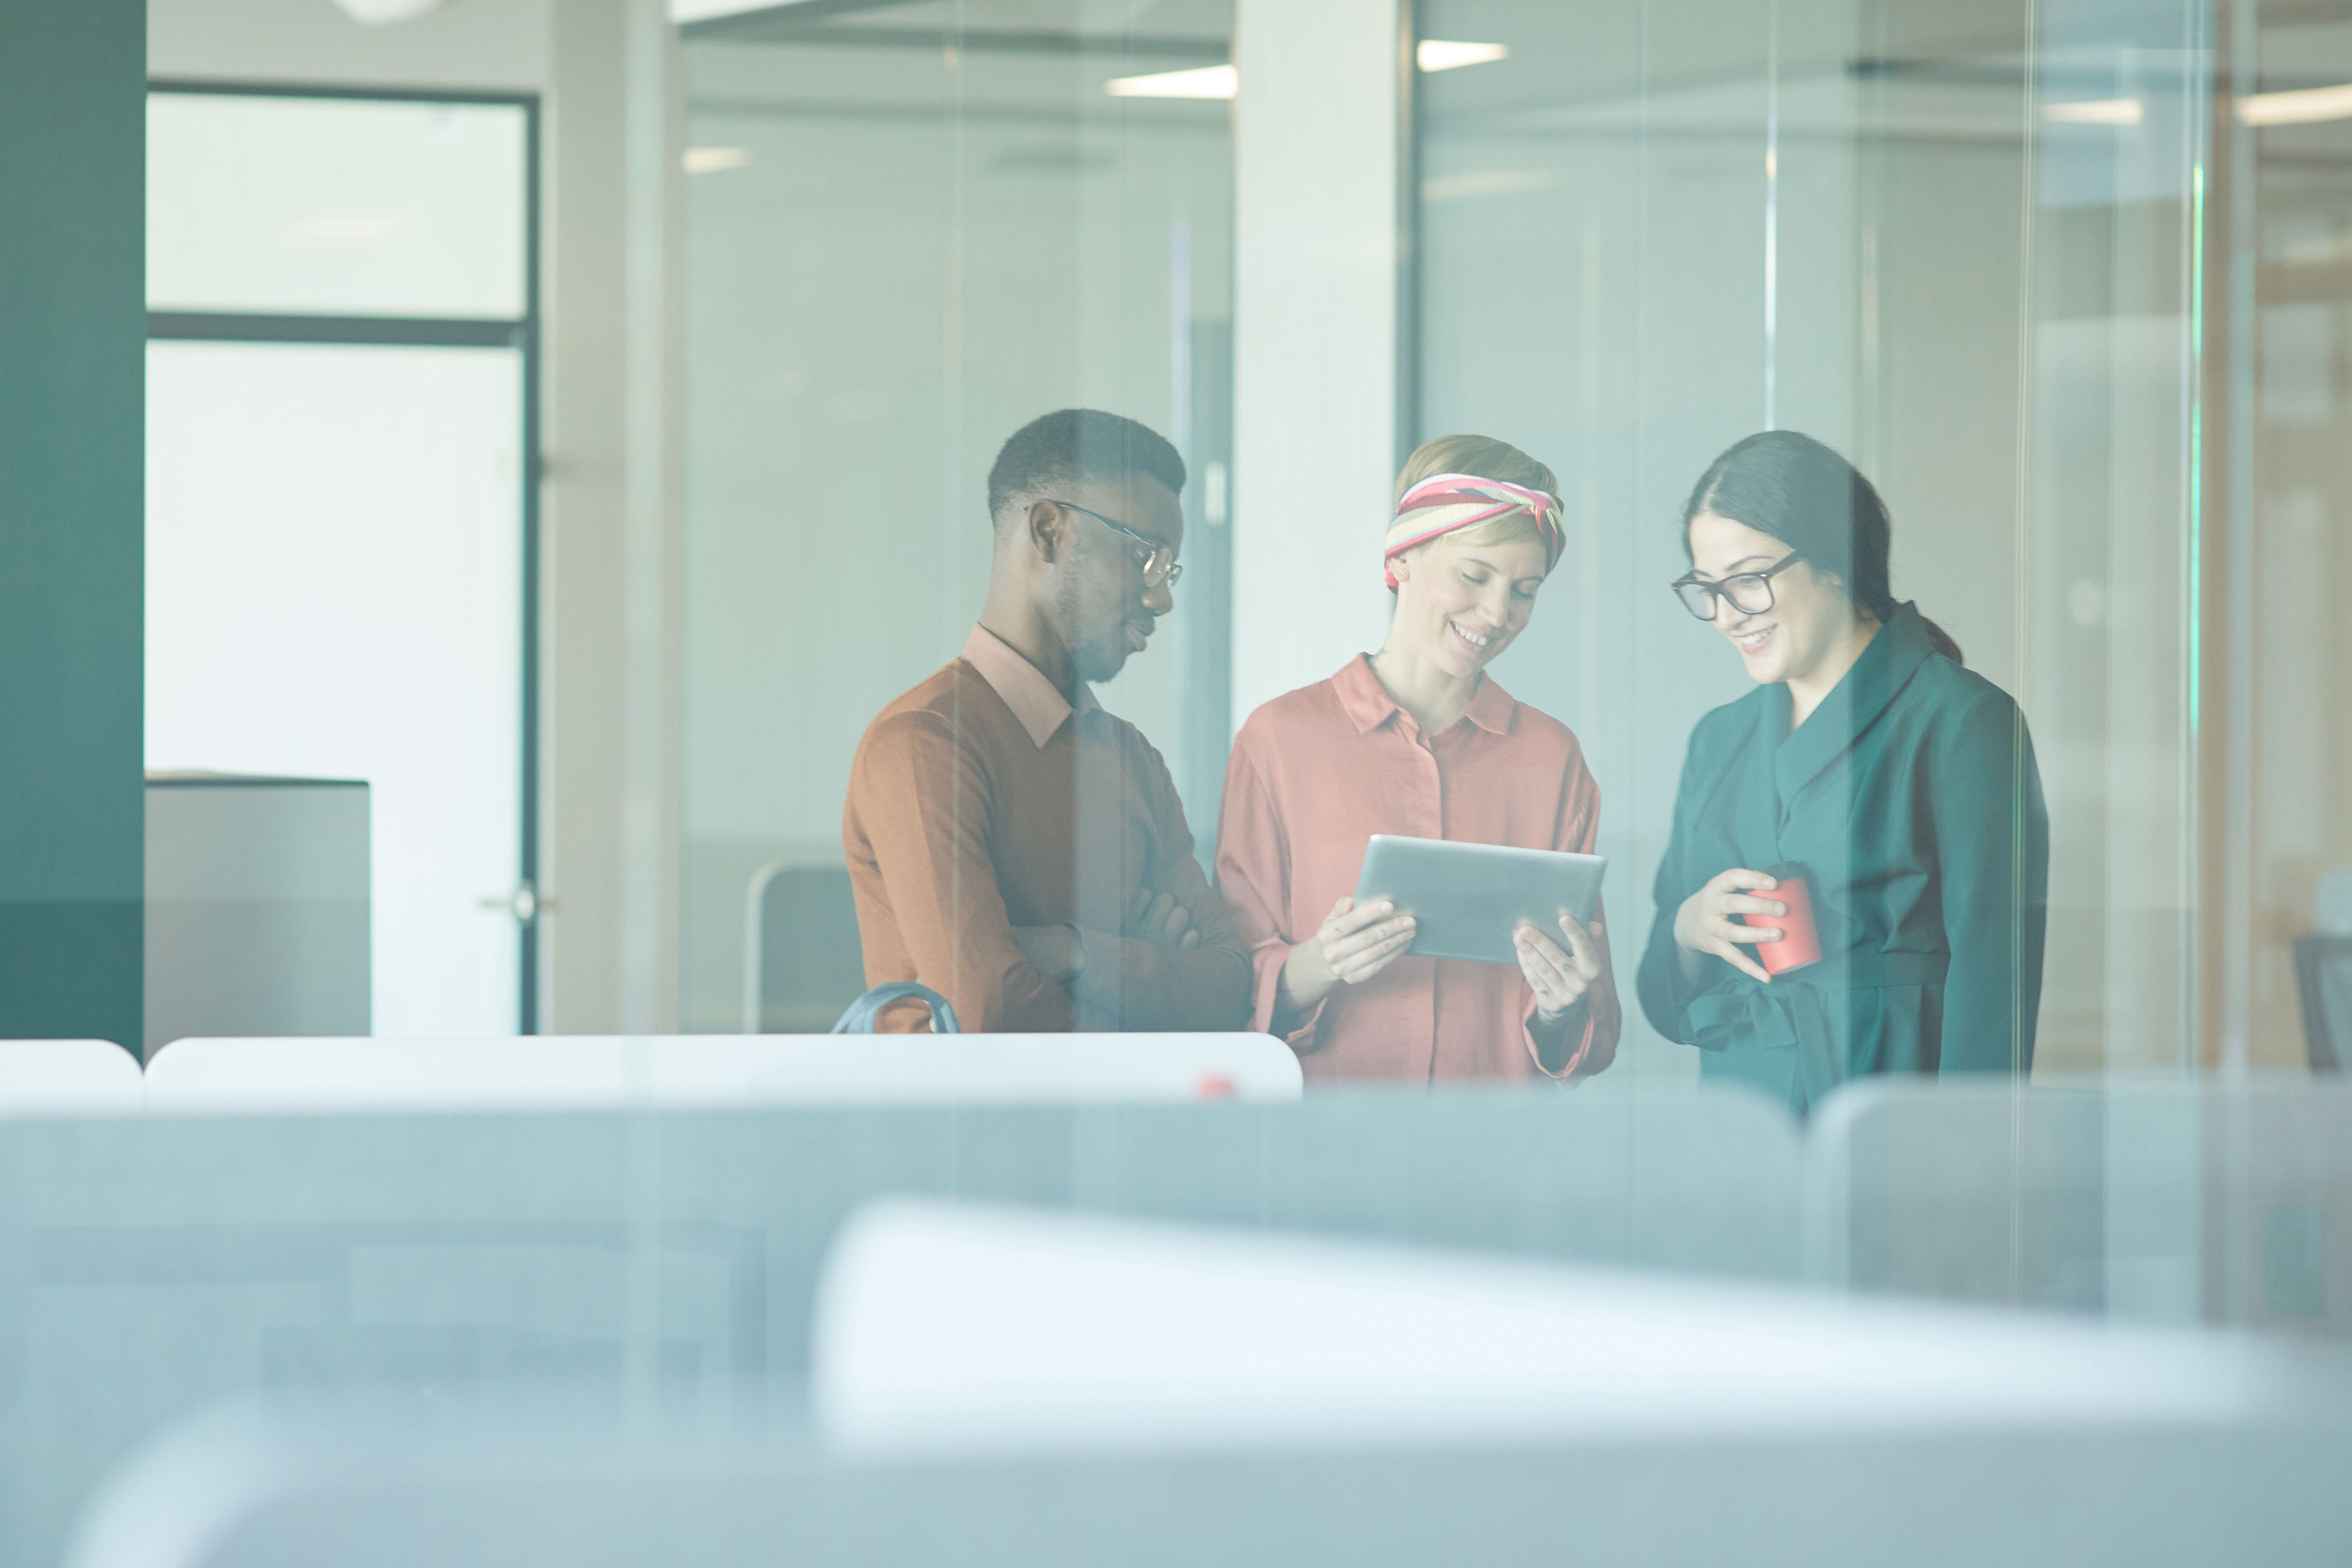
[146,92,529,319]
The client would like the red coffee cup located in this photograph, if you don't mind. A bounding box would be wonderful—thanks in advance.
[1743,870,1821,976]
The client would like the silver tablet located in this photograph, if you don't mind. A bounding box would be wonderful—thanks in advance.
[1352,834,1607,967]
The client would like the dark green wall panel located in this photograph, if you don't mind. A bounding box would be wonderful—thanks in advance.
[0,0,145,1050]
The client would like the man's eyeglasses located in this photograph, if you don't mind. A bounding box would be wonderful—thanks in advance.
[1049,499,1184,588]
[1670,552,1803,620]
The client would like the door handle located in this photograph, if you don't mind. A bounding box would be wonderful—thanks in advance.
[478,883,554,922]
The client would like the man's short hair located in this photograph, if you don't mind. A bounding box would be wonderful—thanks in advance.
[986,409,1186,528]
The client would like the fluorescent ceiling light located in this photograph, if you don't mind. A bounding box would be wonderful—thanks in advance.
[668,0,785,21]
[1106,64,1237,100]
[683,146,753,175]
[1417,40,1508,72]
[2240,82,2352,126]
[1423,168,1555,203]
[2043,97,2142,125]
[330,0,447,22]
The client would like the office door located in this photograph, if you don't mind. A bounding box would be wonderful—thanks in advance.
[145,86,538,1035]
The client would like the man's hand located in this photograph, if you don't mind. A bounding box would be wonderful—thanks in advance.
[1129,886,1202,951]
[1011,888,1199,990]
[1010,924,1083,983]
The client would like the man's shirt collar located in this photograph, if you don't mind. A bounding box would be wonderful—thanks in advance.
[963,624,1097,748]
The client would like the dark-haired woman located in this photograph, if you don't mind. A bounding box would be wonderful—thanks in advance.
[1635,431,2049,1114]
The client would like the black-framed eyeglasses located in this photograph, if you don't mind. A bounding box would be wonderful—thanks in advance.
[1048,499,1184,588]
[1670,553,1803,620]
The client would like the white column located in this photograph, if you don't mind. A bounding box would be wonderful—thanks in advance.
[1229,0,1406,727]
[543,0,684,1033]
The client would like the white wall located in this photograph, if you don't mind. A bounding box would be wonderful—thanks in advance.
[543,0,684,1034]
[1229,0,1403,723]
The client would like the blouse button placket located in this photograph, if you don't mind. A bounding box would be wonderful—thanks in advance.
[1410,726,1442,839]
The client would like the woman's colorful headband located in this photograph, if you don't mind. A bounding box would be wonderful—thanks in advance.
[1382,472,1566,590]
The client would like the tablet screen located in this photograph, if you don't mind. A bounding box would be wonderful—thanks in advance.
[1352,835,1607,967]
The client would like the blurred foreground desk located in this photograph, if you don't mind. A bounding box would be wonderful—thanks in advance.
[0,1088,1798,1568]
[61,1203,2352,1568]
[143,773,369,1060]
[71,1413,2352,1568]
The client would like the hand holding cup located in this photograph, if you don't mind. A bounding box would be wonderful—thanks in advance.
[1671,868,1786,985]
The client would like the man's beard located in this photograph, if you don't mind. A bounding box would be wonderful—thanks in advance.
[1056,575,1126,685]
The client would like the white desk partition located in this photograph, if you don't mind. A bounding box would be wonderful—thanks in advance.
[140,1032,1302,1112]
[0,1039,143,1114]
[811,1200,2289,1460]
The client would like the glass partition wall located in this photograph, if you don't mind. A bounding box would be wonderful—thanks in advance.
[1413,0,2345,1077]
[2245,12,2352,1072]
[679,2,1234,1034]
[678,0,2346,1072]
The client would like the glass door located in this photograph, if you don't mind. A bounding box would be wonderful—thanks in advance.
[145,84,540,1035]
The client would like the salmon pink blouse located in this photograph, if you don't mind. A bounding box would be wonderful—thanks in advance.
[1214,655,1621,1082]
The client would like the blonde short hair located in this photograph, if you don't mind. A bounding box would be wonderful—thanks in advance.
[1392,434,1560,552]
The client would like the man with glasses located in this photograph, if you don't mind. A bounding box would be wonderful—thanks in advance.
[842,409,1250,1032]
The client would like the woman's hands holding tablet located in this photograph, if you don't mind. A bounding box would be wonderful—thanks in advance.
[1513,913,1604,1021]
[1275,897,1416,1024]
[1671,868,1786,985]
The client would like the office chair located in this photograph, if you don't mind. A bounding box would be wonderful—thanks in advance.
[741,862,869,1033]
[2296,869,2352,1072]
[2295,936,2352,1073]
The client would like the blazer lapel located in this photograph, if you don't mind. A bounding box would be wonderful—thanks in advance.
[1772,601,1935,821]
[1738,687,1790,865]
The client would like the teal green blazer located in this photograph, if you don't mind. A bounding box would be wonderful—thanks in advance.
[1636,603,2049,1114]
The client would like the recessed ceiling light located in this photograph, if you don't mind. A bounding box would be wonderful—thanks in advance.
[684,147,753,174]
[2043,97,2143,126]
[2240,82,2352,126]
[1105,64,1237,100]
[1417,40,1508,72]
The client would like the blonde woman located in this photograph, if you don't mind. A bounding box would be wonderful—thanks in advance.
[1214,435,1620,1081]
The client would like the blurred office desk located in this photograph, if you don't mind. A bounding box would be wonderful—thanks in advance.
[0,1087,1798,1568]
[64,1415,2352,1568]
[62,1202,2352,1568]
[140,1032,1306,1108]
[144,773,369,1061]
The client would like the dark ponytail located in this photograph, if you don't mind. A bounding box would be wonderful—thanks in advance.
[1679,431,1963,666]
